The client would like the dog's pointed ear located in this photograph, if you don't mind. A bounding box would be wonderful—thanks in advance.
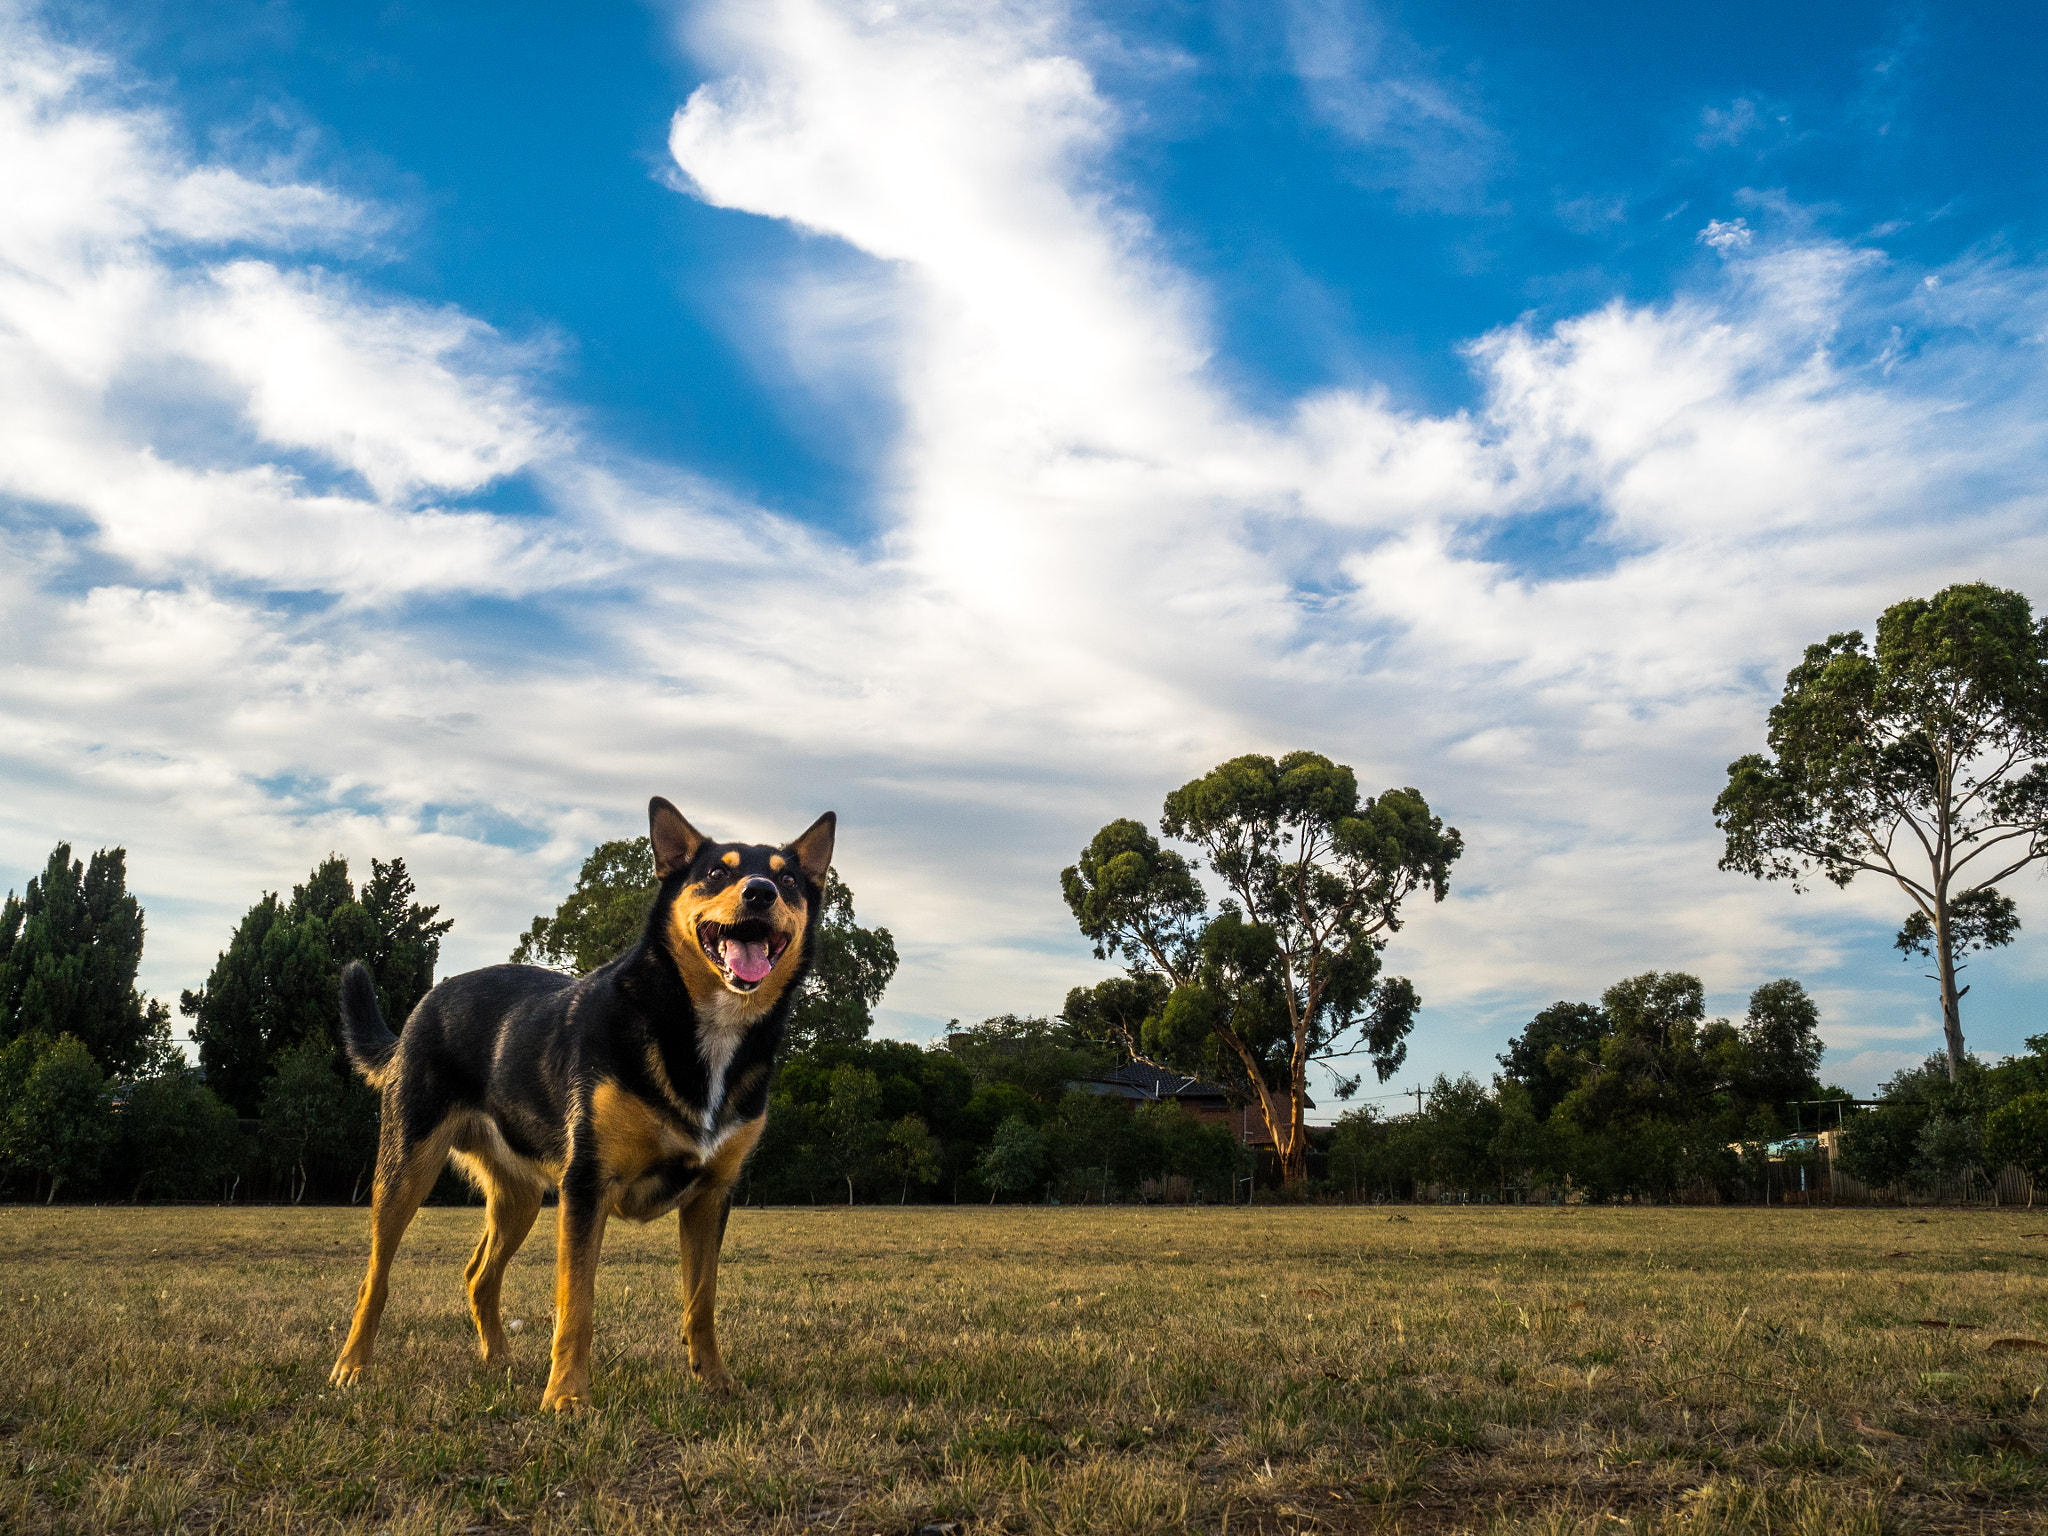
[649,797,708,878]
[789,812,836,882]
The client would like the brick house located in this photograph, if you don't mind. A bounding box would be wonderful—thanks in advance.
[1069,1061,1309,1149]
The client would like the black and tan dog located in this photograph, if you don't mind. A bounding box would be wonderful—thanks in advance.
[328,798,833,1410]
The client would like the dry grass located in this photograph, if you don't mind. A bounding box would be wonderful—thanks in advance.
[2,1203,2047,1533]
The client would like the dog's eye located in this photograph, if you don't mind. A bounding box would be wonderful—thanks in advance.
[779,873,798,891]
[702,867,727,885]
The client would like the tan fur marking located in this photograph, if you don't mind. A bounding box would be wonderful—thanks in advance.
[462,1168,543,1365]
[768,854,785,872]
[591,1078,677,1183]
[543,1200,608,1411]
[677,1114,765,1391]
[721,850,740,868]
[330,1118,461,1387]
[702,1113,765,1187]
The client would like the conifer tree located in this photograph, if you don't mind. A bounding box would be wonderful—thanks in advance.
[0,843,166,1077]
[183,855,450,1116]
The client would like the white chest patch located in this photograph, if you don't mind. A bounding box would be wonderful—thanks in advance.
[693,989,764,1135]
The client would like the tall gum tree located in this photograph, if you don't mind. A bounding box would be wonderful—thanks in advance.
[1062,751,1461,1187]
[1715,584,2048,1081]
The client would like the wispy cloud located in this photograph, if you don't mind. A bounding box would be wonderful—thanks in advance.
[1,1,2045,1094]
[1279,0,1496,209]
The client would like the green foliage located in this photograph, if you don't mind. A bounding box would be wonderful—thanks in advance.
[1061,972,1171,1064]
[1984,1091,2048,1186]
[184,854,449,1117]
[259,1034,351,1204]
[881,1114,941,1202]
[2,1034,112,1200]
[1740,977,1825,1111]
[787,873,900,1052]
[114,1065,242,1201]
[819,1065,884,1204]
[1062,750,1461,1183]
[947,1013,1107,1104]
[1716,583,2048,1077]
[1496,1001,1606,1120]
[1553,972,1715,1134]
[978,1115,1047,1202]
[0,844,164,1076]
[511,837,656,974]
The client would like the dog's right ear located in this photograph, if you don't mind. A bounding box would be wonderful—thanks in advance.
[649,797,708,878]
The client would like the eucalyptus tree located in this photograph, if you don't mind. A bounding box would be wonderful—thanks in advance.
[1062,751,1461,1187]
[1715,585,2048,1080]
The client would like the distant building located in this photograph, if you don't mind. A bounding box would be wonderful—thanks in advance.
[1068,1061,1311,1149]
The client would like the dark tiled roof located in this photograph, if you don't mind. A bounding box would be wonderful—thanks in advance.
[1072,1061,1230,1102]
[1069,1060,1314,1109]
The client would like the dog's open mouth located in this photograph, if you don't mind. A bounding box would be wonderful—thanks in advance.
[696,919,790,990]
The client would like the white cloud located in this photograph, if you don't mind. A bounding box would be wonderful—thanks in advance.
[1,0,2045,1098]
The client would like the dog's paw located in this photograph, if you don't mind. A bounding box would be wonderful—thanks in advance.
[692,1365,736,1395]
[329,1362,365,1389]
[542,1390,587,1414]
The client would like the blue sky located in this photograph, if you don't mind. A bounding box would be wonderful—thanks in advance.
[3,0,2046,1104]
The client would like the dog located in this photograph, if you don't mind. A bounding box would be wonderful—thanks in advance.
[327,797,833,1410]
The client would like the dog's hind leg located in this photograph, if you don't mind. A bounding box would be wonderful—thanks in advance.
[464,1168,543,1368]
[330,1114,458,1388]
[677,1185,735,1393]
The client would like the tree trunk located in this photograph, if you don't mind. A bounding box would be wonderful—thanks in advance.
[1278,1089,1311,1188]
[846,1174,854,1206]
[46,1174,60,1205]
[1936,899,1966,1081]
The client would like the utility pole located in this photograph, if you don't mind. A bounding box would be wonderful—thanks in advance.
[1410,1084,1427,1117]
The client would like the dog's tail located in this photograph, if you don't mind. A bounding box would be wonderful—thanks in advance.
[338,961,400,1089]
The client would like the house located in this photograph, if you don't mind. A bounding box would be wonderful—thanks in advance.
[1068,1061,1310,1149]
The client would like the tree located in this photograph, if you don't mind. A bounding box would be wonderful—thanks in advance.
[259,1034,349,1204]
[978,1115,1046,1203]
[0,843,167,1077]
[1550,973,1715,1137]
[3,1034,112,1202]
[1739,979,1825,1116]
[1497,1001,1608,1120]
[113,1064,243,1202]
[947,1013,1107,1105]
[511,837,657,973]
[184,855,449,1117]
[1917,1112,1987,1199]
[882,1114,940,1203]
[1716,584,2048,1080]
[786,873,899,1051]
[818,1064,883,1205]
[1063,752,1460,1186]
[1986,1092,2048,1206]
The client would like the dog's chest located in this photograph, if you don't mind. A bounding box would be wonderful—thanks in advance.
[690,991,767,1126]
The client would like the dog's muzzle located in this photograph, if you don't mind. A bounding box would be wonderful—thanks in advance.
[696,918,790,991]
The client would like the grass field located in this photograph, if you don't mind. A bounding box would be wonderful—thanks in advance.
[3,1203,2048,1534]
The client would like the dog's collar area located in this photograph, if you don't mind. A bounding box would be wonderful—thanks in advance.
[694,918,791,993]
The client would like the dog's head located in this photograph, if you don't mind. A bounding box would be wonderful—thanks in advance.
[648,797,835,1008]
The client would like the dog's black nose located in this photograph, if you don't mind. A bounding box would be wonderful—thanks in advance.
[741,877,778,910]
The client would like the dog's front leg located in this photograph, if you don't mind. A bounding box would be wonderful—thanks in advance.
[678,1185,734,1392]
[542,1156,610,1412]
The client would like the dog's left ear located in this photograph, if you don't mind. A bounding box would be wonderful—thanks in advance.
[649,797,709,878]
[788,812,836,882]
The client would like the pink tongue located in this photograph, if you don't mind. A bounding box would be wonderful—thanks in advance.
[721,937,774,984]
